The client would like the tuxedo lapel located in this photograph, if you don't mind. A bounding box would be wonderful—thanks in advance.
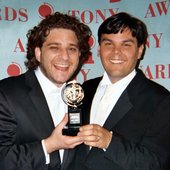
[103,89,133,130]
[103,70,146,130]
[84,77,133,130]
[25,70,54,133]
[29,84,54,132]
[82,77,102,124]
[25,70,61,167]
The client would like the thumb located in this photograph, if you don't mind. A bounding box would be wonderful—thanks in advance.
[59,114,68,128]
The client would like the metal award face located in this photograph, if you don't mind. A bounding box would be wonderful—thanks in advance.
[62,81,84,136]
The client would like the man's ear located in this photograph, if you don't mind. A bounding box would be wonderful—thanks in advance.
[35,47,41,62]
[138,44,144,59]
[97,46,100,57]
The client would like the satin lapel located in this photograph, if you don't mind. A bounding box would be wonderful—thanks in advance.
[25,70,54,133]
[103,90,133,130]
[25,70,61,167]
[82,77,102,124]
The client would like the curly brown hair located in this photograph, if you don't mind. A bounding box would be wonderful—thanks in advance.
[25,12,92,76]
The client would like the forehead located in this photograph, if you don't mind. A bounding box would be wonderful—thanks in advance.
[101,29,136,42]
[44,28,79,44]
[48,28,77,37]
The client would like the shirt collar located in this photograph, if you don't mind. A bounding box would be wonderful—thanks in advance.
[100,70,136,89]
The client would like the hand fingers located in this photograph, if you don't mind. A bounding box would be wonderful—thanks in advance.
[79,124,99,131]
[82,134,100,142]
[78,124,112,149]
[62,135,83,149]
[78,124,102,147]
[79,124,101,136]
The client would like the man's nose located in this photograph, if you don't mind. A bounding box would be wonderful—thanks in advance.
[60,48,69,60]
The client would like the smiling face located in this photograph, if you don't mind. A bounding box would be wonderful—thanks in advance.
[98,29,144,83]
[35,28,81,87]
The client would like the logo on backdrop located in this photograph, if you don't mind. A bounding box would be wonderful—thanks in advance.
[0,6,28,22]
[110,0,121,3]
[89,35,96,49]
[38,3,54,18]
[7,63,22,77]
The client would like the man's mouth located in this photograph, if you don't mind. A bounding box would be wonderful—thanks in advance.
[54,63,69,71]
[110,59,124,64]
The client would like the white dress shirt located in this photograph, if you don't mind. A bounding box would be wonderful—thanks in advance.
[35,67,67,164]
[90,70,136,126]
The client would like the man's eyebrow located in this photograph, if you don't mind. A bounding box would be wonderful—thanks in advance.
[46,42,79,47]
[101,38,112,42]
[69,43,79,48]
[47,42,60,46]
[122,39,135,43]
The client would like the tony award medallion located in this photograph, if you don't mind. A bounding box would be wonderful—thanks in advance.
[62,81,84,136]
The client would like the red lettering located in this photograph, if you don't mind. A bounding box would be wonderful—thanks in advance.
[152,33,163,48]
[140,64,170,79]
[81,10,93,24]
[96,9,106,22]
[96,9,118,23]
[67,9,119,24]
[80,69,90,81]
[19,8,28,22]
[0,6,28,22]
[110,0,120,2]
[146,33,163,48]
[5,7,17,21]
[85,53,94,64]
[155,64,166,79]
[14,38,25,52]
[0,8,2,20]
[108,8,118,15]
[75,69,91,82]
[67,10,80,17]
[145,3,156,17]
[145,0,170,18]
[156,1,170,15]
[140,65,153,79]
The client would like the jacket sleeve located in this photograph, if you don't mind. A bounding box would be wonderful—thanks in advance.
[0,90,46,170]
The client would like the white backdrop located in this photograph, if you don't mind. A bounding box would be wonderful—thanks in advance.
[0,0,169,90]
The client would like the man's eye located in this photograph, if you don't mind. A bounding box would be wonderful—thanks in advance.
[124,43,132,47]
[49,46,59,50]
[104,42,112,46]
[69,48,78,52]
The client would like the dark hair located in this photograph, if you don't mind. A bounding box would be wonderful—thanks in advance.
[98,12,148,48]
[25,12,92,75]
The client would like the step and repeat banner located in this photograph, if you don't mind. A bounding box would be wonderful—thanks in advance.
[0,0,170,90]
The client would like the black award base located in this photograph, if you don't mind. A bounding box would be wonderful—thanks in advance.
[62,126,80,136]
[62,108,82,136]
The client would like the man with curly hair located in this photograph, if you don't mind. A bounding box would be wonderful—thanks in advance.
[0,12,91,170]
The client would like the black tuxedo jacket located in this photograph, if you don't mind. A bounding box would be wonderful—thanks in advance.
[74,69,170,170]
[0,70,75,170]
